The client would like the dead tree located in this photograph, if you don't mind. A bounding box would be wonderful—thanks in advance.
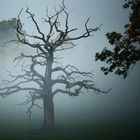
[0,1,107,129]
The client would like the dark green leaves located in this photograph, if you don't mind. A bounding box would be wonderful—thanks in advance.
[95,0,140,78]
[106,32,122,45]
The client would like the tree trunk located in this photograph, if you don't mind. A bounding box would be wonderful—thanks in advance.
[42,96,55,130]
[41,50,54,130]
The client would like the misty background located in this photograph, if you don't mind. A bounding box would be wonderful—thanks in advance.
[0,0,140,129]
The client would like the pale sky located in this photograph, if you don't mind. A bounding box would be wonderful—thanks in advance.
[0,0,140,126]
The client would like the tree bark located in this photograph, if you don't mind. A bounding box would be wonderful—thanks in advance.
[42,96,55,130]
[42,50,55,130]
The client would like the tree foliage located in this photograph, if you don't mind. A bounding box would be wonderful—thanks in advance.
[0,18,18,47]
[95,0,140,78]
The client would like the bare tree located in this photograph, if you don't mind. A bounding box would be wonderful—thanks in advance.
[0,1,107,130]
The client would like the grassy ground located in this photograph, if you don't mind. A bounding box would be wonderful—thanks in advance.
[0,122,139,140]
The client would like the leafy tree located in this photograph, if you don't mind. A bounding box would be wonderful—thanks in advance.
[0,1,107,130]
[95,0,140,78]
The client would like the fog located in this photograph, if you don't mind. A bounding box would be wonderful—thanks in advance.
[0,0,140,135]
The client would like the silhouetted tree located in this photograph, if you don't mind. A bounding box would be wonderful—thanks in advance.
[0,1,107,130]
[95,0,140,78]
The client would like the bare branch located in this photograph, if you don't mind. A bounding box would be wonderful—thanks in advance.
[53,89,79,96]
[17,11,45,43]
[52,82,108,96]
[18,91,42,119]
[30,60,44,80]
[52,63,109,96]
[16,8,48,54]
[64,20,102,41]
[1,66,43,87]
[26,8,45,41]
[52,65,94,79]
[0,85,41,98]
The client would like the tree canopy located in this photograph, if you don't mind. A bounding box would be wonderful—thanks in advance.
[95,0,140,78]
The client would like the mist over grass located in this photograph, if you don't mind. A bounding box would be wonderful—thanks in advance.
[0,121,139,140]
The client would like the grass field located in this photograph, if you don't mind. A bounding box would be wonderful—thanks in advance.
[0,122,139,140]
